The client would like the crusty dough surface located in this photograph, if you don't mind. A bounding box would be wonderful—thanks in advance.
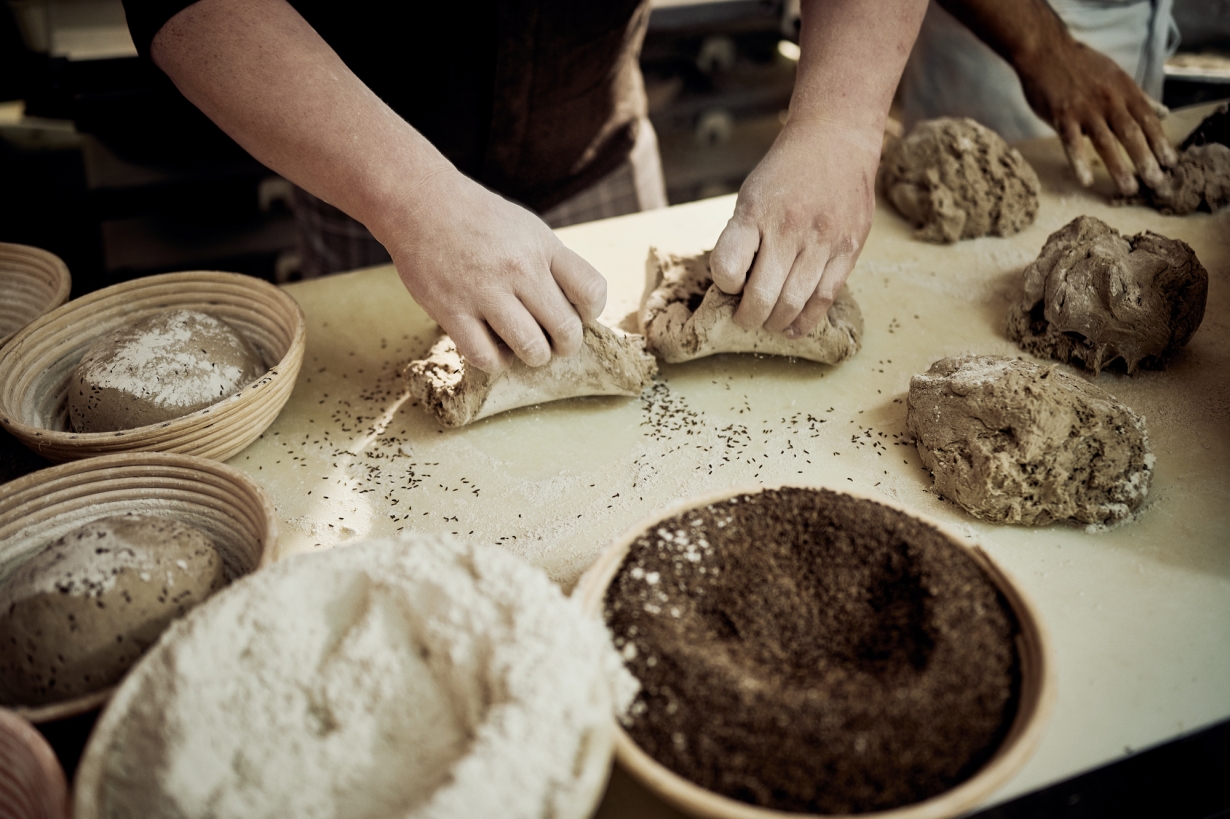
[1007,215,1208,374]
[906,355,1153,526]
[404,323,658,427]
[879,117,1040,243]
[69,309,265,433]
[0,513,225,706]
[1120,143,1230,215]
[639,248,862,364]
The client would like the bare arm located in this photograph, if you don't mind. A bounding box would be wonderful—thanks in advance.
[937,0,1176,195]
[151,0,606,372]
[710,0,928,336]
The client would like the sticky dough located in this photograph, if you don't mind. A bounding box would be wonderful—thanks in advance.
[906,355,1153,526]
[1120,143,1230,215]
[638,249,862,364]
[878,117,1040,243]
[404,323,658,427]
[1006,215,1208,374]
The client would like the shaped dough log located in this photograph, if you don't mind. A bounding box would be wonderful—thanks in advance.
[405,323,658,427]
[639,249,863,364]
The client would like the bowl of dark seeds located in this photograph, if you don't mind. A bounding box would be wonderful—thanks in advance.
[577,485,1053,818]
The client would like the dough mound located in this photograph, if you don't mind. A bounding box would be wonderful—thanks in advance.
[0,513,225,706]
[1006,215,1208,374]
[906,355,1154,526]
[879,117,1040,243]
[405,322,658,427]
[639,248,862,364]
[69,309,265,433]
[1121,143,1230,215]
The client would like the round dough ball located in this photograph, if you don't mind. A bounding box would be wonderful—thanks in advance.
[0,513,227,706]
[1006,215,1208,374]
[906,355,1153,526]
[68,309,265,433]
[879,117,1040,243]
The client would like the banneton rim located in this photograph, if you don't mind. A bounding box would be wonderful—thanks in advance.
[570,484,1052,816]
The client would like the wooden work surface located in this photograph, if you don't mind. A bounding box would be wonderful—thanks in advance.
[231,104,1230,815]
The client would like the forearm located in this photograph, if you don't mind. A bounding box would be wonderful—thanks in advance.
[150,0,447,246]
[936,0,1068,71]
[789,0,928,148]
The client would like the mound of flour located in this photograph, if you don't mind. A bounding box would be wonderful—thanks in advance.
[89,535,634,819]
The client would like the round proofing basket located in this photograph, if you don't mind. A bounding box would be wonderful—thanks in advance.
[575,484,1055,819]
[0,708,68,819]
[0,451,278,723]
[0,271,305,463]
[0,243,71,351]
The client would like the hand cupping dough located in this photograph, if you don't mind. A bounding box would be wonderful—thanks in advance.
[1118,143,1230,215]
[1007,216,1208,374]
[639,249,862,364]
[907,355,1153,527]
[404,322,658,427]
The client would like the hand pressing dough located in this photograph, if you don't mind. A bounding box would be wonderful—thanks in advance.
[1118,143,1230,215]
[1006,215,1207,374]
[907,355,1153,527]
[878,117,1040,243]
[639,248,862,364]
[0,513,226,706]
[69,309,266,433]
[405,323,658,427]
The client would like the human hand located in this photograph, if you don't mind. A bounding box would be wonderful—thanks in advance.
[1016,37,1177,195]
[383,169,607,374]
[709,119,878,337]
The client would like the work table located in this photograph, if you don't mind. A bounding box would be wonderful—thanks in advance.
[230,105,1229,815]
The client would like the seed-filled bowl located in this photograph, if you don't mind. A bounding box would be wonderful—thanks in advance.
[0,707,68,819]
[0,271,305,463]
[0,243,71,350]
[576,484,1053,819]
[0,452,277,722]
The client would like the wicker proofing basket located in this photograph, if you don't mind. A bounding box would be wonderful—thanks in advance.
[0,244,71,351]
[0,271,305,463]
[574,485,1055,819]
[0,708,68,819]
[0,451,278,723]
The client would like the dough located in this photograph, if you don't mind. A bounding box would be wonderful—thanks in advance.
[1006,215,1208,374]
[1120,143,1230,215]
[0,513,226,706]
[639,248,863,364]
[404,322,658,427]
[879,117,1040,243]
[906,355,1154,526]
[69,309,266,433]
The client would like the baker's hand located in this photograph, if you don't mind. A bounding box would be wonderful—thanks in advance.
[1016,37,1177,195]
[709,119,877,337]
[384,168,607,374]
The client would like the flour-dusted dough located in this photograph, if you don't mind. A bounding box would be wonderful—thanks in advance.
[69,309,266,433]
[906,355,1153,526]
[0,513,225,706]
[879,117,1040,243]
[1120,143,1230,215]
[1006,216,1208,374]
[405,323,658,427]
[638,248,862,364]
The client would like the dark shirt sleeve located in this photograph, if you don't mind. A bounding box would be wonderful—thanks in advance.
[121,0,200,60]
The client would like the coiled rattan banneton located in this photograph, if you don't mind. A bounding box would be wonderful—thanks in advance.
[0,451,278,723]
[0,243,71,350]
[0,271,305,463]
[0,707,68,819]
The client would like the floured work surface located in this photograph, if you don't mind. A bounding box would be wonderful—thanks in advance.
[234,102,1229,816]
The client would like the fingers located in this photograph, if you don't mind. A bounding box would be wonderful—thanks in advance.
[483,294,554,369]
[786,250,857,338]
[1131,98,1179,168]
[551,245,607,323]
[1059,117,1096,188]
[710,217,760,294]
[447,315,516,374]
[733,239,793,330]
[764,246,827,334]
[519,265,585,358]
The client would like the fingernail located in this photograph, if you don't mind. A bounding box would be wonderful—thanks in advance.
[783,327,799,339]
[1118,175,1139,196]
[1142,160,1165,189]
[1163,143,1179,166]
[1077,167,1095,187]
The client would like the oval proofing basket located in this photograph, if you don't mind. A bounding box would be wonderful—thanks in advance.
[575,485,1055,819]
[0,243,71,350]
[0,451,278,723]
[0,707,68,819]
[0,271,305,463]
